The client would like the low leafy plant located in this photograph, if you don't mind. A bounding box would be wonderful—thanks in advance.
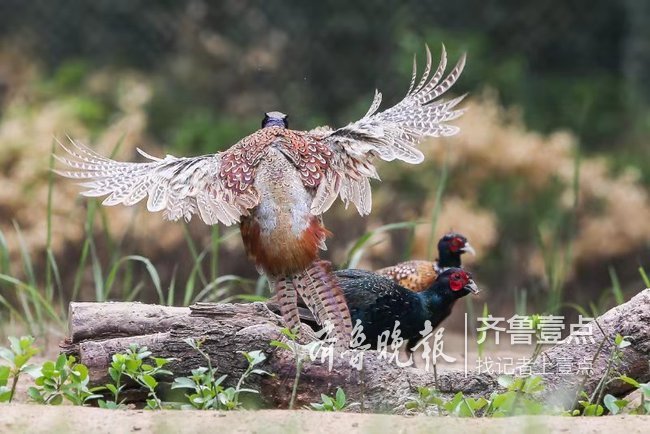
[309,387,350,412]
[0,336,40,402]
[488,375,547,416]
[99,344,174,410]
[28,354,102,405]
[406,375,547,417]
[270,327,306,410]
[405,386,445,414]
[171,337,269,410]
[570,333,631,416]
[575,390,604,416]
[603,375,650,415]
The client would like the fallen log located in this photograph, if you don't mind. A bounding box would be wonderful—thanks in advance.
[61,289,650,412]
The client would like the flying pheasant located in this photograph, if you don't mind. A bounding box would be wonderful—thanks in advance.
[376,232,475,292]
[55,45,466,347]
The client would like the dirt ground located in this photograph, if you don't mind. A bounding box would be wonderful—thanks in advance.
[1,403,649,434]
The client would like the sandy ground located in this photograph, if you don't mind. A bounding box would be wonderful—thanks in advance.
[1,404,649,434]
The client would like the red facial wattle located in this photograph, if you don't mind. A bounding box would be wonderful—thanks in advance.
[450,273,464,291]
[449,237,463,253]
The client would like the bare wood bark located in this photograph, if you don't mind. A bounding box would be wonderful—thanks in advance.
[61,289,650,412]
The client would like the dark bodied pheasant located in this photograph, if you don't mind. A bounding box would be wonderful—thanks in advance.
[55,45,466,346]
[338,267,479,350]
[376,232,474,292]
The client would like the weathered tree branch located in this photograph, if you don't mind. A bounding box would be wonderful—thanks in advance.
[61,289,650,412]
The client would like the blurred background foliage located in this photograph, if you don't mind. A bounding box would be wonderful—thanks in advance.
[0,0,648,327]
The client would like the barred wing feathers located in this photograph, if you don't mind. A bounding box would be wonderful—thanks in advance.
[311,45,466,216]
[54,139,257,226]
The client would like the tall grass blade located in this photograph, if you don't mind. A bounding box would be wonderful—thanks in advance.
[192,275,255,304]
[344,221,420,269]
[210,225,220,282]
[427,143,450,260]
[0,274,65,329]
[0,292,25,325]
[639,266,650,288]
[608,265,624,305]
[11,221,39,328]
[45,139,56,303]
[104,255,164,304]
[255,275,269,298]
[46,250,65,316]
[167,266,178,306]
[89,235,104,302]
[0,229,10,274]
[182,223,208,287]
[72,201,97,302]
[182,249,209,306]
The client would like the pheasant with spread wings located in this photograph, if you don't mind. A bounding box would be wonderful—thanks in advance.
[55,45,466,347]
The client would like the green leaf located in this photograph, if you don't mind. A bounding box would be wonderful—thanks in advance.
[497,375,515,389]
[55,354,67,371]
[523,376,544,394]
[0,365,9,386]
[0,347,14,363]
[172,377,196,390]
[335,388,346,408]
[23,364,42,378]
[108,367,120,383]
[153,357,171,368]
[214,374,228,386]
[405,401,419,410]
[125,359,141,372]
[321,394,334,407]
[27,387,44,402]
[8,336,21,353]
[603,394,628,415]
[583,404,604,416]
[270,340,292,351]
[618,375,640,388]
[0,386,11,402]
[104,383,118,395]
[72,364,88,381]
[603,394,618,414]
[141,374,157,390]
[280,327,299,341]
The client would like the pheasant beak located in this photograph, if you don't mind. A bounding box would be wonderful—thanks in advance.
[461,242,476,256]
[465,279,480,294]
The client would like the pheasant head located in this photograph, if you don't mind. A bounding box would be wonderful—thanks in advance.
[437,232,475,269]
[262,111,288,128]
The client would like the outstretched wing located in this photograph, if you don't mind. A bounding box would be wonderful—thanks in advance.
[310,45,466,216]
[54,139,259,226]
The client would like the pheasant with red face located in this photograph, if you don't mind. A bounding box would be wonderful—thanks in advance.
[376,232,474,292]
[55,45,466,347]
[338,267,479,350]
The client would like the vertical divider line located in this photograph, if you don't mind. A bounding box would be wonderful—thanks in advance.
[464,312,468,377]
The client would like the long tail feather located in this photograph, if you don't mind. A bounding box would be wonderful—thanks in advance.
[294,260,352,348]
[272,276,301,334]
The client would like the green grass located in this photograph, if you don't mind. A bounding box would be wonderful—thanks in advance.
[535,148,581,314]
